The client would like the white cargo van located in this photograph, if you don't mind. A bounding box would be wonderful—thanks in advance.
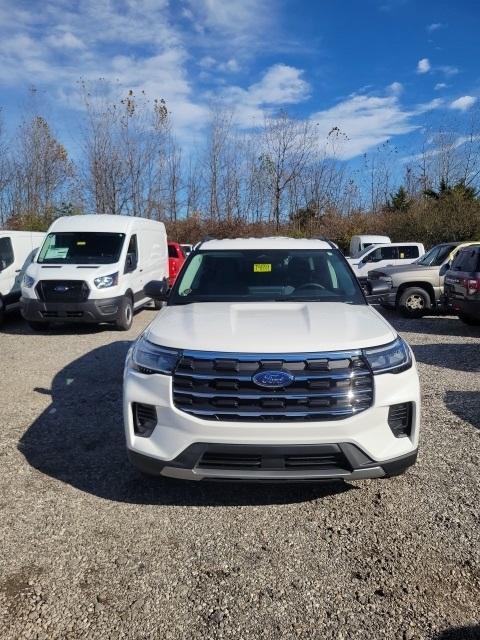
[21,215,168,331]
[349,235,391,258]
[0,231,45,324]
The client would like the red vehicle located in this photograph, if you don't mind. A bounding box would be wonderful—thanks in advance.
[168,242,186,287]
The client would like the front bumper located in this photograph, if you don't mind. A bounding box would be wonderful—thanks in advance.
[20,295,124,324]
[124,365,421,482]
[444,297,480,319]
[128,444,418,481]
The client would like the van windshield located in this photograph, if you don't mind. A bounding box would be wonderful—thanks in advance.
[37,232,126,265]
[170,249,365,305]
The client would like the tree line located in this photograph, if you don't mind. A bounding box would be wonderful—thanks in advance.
[1,83,480,252]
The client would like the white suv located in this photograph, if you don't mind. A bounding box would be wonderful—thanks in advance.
[124,237,420,482]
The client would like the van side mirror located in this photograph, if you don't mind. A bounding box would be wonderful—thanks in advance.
[125,253,137,273]
[439,262,450,277]
[144,279,169,301]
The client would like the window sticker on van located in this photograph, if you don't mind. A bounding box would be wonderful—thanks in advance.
[253,263,272,273]
[76,241,86,246]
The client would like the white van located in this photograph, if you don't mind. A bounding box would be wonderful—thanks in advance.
[21,215,168,331]
[349,235,391,258]
[0,231,45,324]
[347,242,425,282]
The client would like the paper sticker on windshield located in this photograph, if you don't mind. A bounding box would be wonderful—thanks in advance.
[76,241,86,246]
[253,263,272,273]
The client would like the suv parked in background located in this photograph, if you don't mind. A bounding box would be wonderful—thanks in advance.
[443,245,480,325]
[368,242,479,318]
[347,243,425,285]
[124,237,420,482]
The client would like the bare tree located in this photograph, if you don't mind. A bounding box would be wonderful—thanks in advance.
[260,112,316,229]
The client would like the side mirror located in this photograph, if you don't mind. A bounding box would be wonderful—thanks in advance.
[144,279,169,301]
[439,262,450,277]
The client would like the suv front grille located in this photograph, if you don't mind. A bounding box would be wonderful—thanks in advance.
[173,350,374,422]
[36,280,90,303]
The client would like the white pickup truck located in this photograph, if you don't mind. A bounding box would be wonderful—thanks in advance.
[347,242,425,284]
[124,237,420,482]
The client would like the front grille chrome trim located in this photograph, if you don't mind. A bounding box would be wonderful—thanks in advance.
[172,348,374,422]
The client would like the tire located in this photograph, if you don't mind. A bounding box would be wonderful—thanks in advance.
[398,287,431,318]
[115,295,133,331]
[0,297,4,325]
[28,321,49,332]
[458,313,480,326]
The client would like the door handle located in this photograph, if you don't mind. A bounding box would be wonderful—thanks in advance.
[15,269,21,273]
[139,268,143,272]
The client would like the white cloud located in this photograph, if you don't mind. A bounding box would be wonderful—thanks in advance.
[417,58,431,74]
[310,95,417,159]
[449,96,477,111]
[388,81,403,95]
[218,58,241,73]
[434,82,448,90]
[198,55,217,69]
[427,22,445,32]
[220,64,310,126]
[438,65,459,76]
[46,31,85,49]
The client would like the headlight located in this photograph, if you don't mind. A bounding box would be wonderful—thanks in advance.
[363,337,412,374]
[23,274,35,288]
[131,336,180,375]
[94,272,118,289]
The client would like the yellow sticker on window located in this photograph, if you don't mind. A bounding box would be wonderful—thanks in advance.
[76,241,86,246]
[253,263,272,272]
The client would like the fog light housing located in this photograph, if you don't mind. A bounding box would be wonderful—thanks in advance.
[133,403,157,437]
[388,402,413,438]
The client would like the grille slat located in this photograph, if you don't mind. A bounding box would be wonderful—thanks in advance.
[197,449,351,471]
[173,350,373,423]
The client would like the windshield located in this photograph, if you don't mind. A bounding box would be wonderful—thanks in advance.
[416,244,455,267]
[37,232,126,265]
[169,249,365,305]
[355,243,384,258]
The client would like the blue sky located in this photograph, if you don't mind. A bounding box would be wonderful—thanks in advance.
[0,0,479,161]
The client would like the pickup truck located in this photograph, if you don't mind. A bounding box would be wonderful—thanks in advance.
[123,237,420,482]
[368,241,480,318]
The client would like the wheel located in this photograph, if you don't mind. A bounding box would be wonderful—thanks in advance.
[398,287,431,318]
[0,297,4,325]
[115,296,133,331]
[28,321,49,332]
[458,313,480,326]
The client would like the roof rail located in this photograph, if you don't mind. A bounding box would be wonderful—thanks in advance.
[312,235,337,249]
[193,235,215,251]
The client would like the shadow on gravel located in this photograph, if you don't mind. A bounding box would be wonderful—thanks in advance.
[412,343,480,373]
[432,624,480,640]
[376,308,479,338]
[18,342,352,506]
[444,391,480,430]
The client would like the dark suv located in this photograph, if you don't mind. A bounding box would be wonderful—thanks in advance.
[443,245,480,325]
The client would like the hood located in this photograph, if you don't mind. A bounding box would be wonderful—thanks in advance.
[26,263,116,281]
[370,263,434,276]
[147,302,396,353]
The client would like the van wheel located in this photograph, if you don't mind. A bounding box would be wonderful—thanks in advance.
[115,296,133,331]
[458,313,480,326]
[28,321,49,332]
[398,287,431,318]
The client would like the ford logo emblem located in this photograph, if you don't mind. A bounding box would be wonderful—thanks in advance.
[252,370,294,388]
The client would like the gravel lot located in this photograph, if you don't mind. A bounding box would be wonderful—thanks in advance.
[0,308,479,640]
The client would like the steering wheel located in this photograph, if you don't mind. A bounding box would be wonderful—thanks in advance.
[295,282,326,290]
